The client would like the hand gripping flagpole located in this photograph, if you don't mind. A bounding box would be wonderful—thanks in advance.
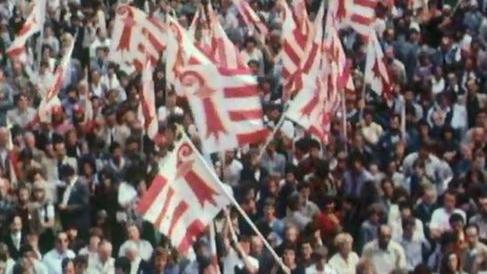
[179,129,290,274]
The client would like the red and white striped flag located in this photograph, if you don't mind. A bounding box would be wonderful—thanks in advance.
[279,0,310,93]
[165,15,211,90]
[138,60,158,140]
[364,30,393,99]
[137,134,231,252]
[285,72,328,142]
[329,0,378,39]
[178,64,268,154]
[324,12,348,91]
[7,0,46,60]
[38,36,75,122]
[285,1,324,96]
[109,5,167,71]
[232,0,268,37]
[188,4,246,70]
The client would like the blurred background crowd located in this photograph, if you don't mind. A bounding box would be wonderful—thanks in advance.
[2,0,487,273]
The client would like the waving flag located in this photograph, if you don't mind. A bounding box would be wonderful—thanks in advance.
[109,5,167,71]
[364,30,393,99]
[137,134,231,252]
[233,0,268,37]
[38,36,75,122]
[329,0,378,39]
[7,0,46,60]
[138,60,158,140]
[178,64,267,153]
[279,0,310,93]
[284,1,324,98]
[165,15,211,90]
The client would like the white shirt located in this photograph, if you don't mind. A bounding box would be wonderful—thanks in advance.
[429,207,466,232]
[223,159,243,187]
[328,252,359,274]
[305,264,338,274]
[222,248,259,274]
[119,240,154,261]
[130,257,142,274]
[86,257,115,274]
[362,240,407,274]
[42,249,76,274]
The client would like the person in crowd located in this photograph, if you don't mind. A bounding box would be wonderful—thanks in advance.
[361,225,407,274]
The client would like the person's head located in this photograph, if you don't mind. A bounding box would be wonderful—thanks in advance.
[62,258,75,274]
[377,225,392,250]
[17,185,30,205]
[356,259,376,274]
[423,186,437,205]
[300,238,313,261]
[402,217,416,239]
[380,179,394,199]
[465,224,480,248]
[238,235,252,254]
[124,241,139,262]
[10,214,22,234]
[334,233,353,256]
[152,247,171,271]
[263,198,276,221]
[73,256,88,274]
[88,228,103,249]
[367,204,382,224]
[0,243,10,261]
[15,94,29,111]
[126,223,140,241]
[449,213,465,231]
[284,225,299,243]
[282,244,297,266]
[32,181,46,202]
[250,235,264,255]
[55,232,70,253]
[115,257,131,274]
[477,194,487,216]
[12,257,33,274]
[398,201,413,219]
[98,240,112,262]
[443,191,457,212]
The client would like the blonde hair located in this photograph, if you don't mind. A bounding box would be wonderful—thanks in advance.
[334,233,353,247]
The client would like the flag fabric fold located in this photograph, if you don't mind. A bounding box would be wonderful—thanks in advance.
[364,30,393,99]
[109,5,167,71]
[178,63,268,153]
[7,0,46,61]
[137,134,231,252]
[138,59,158,140]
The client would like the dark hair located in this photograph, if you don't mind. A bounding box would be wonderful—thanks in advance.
[115,257,131,272]
[449,213,464,225]
[440,252,461,274]
[61,258,74,271]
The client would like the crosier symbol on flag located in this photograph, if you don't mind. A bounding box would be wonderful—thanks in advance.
[180,70,227,140]
[175,143,219,208]
[136,134,231,252]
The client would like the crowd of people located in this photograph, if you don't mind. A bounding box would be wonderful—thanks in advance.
[1,0,487,273]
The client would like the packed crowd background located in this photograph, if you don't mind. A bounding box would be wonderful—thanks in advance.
[1,0,487,273]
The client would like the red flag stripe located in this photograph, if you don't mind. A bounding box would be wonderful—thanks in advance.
[167,201,189,237]
[137,175,167,215]
[237,129,269,145]
[154,188,175,228]
[228,109,263,121]
[282,41,302,67]
[350,14,374,25]
[176,220,206,252]
[354,0,378,8]
[223,86,258,98]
